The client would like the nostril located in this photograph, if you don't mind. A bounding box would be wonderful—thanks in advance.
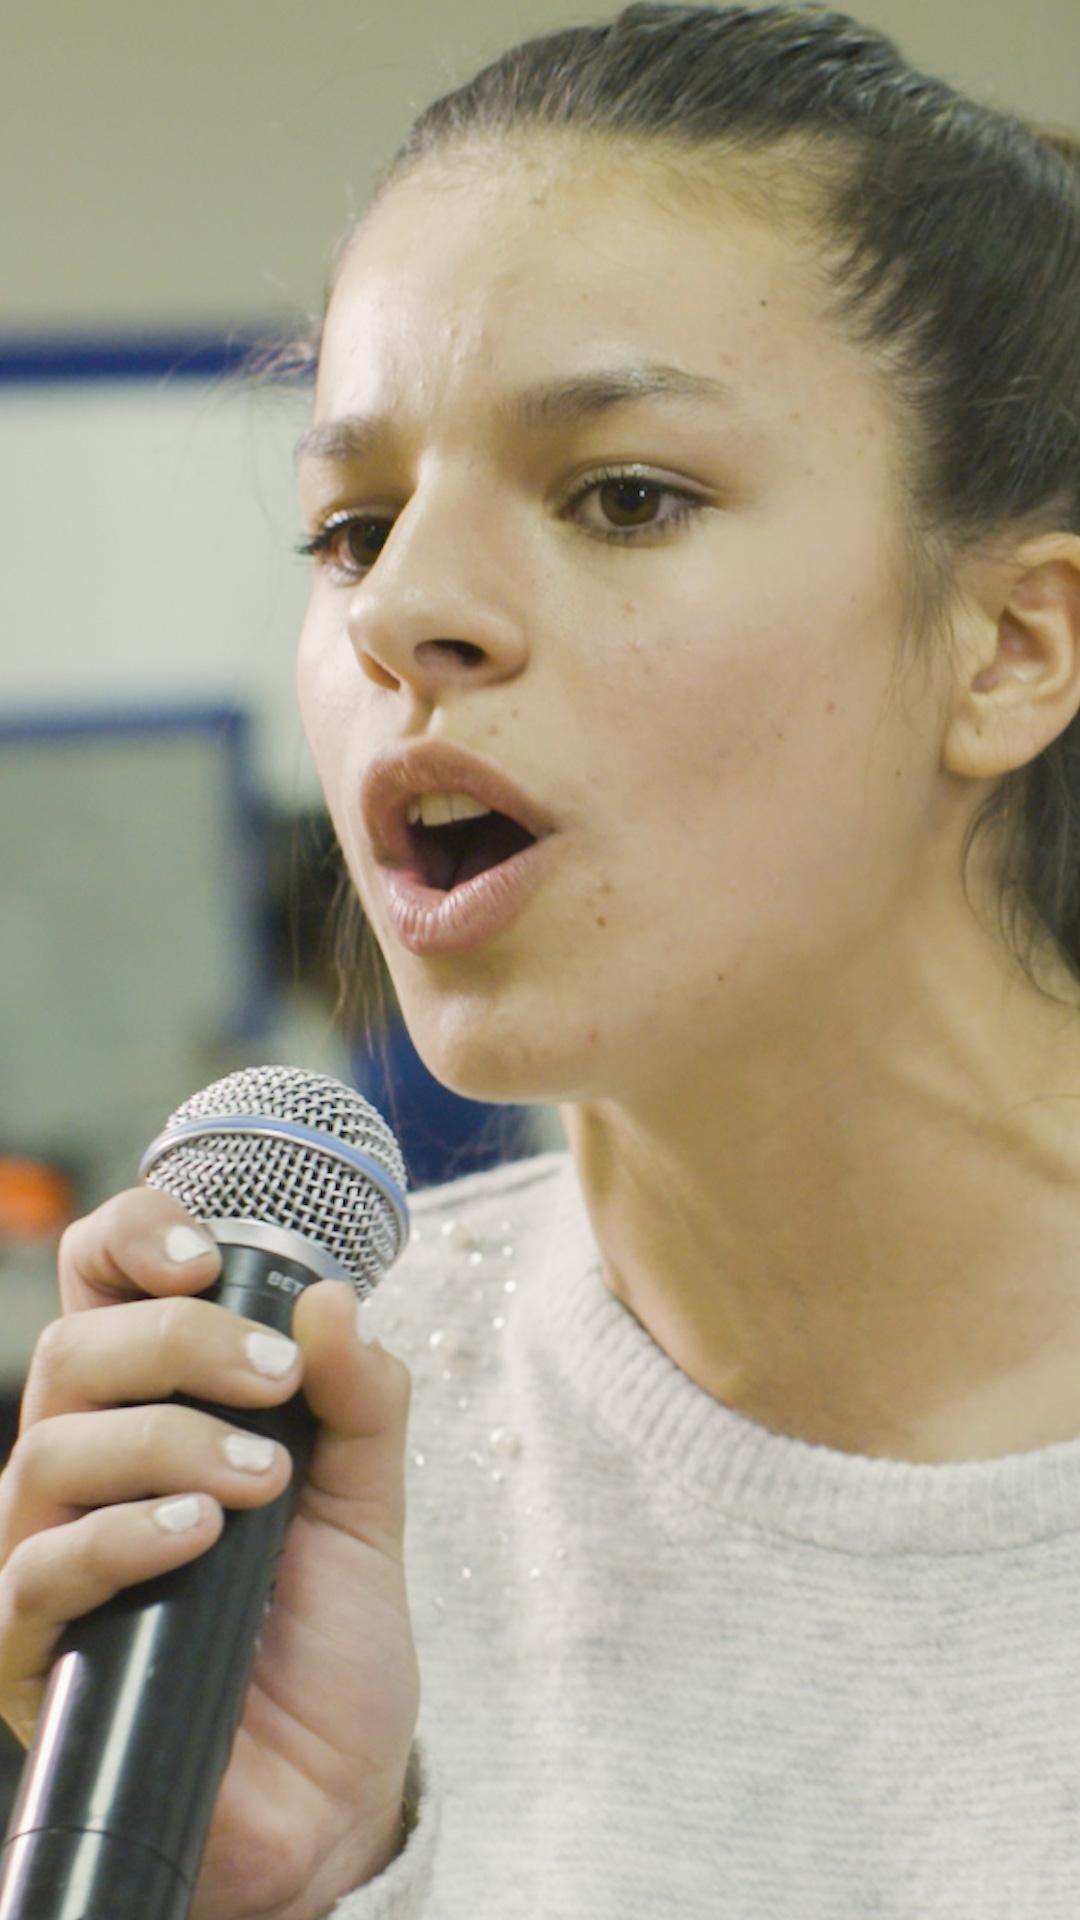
[359,653,400,690]
[415,639,487,669]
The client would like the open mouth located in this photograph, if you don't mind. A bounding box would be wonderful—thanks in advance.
[407,811,538,892]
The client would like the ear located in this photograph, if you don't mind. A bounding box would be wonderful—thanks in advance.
[942,533,1080,781]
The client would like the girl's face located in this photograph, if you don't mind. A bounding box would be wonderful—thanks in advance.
[297,138,967,1108]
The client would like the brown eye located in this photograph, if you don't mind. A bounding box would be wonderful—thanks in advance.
[297,512,396,579]
[563,468,704,543]
[596,478,662,528]
[329,517,392,572]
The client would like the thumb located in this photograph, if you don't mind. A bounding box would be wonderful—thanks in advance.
[289,1280,413,1556]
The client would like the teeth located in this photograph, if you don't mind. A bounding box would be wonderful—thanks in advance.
[405,791,496,828]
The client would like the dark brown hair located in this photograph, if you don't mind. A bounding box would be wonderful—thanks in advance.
[275,2,1080,1029]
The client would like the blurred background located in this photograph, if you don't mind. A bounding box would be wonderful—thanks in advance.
[1,0,1077,1814]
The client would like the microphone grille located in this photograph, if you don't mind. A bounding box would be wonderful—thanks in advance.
[140,1065,409,1294]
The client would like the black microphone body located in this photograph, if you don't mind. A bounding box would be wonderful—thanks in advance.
[0,1067,409,1920]
[0,1243,317,1920]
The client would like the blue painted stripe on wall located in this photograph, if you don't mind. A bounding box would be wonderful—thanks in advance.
[0,333,311,384]
[0,700,250,744]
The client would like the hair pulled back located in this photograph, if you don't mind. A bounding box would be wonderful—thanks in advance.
[335,2,1079,1008]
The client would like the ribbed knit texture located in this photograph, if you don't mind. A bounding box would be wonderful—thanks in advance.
[335,1149,1080,1918]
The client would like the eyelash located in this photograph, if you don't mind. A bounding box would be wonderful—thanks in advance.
[295,466,705,578]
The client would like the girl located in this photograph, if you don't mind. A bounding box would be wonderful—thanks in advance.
[4,6,1080,1915]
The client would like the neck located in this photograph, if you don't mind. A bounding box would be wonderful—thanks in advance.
[559,927,1080,1465]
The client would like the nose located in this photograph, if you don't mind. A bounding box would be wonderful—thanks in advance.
[344,475,529,698]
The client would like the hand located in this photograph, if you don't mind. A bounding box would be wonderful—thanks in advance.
[0,1188,421,1920]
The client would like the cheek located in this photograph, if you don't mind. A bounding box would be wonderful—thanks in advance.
[295,605,357,800]
[645,528,901,803]
[295,609,391,923]
[587,589,813,839]
[585,562,910,947]
[295,605,327,746]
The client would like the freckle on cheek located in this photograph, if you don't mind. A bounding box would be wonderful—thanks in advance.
[596,916,608,928]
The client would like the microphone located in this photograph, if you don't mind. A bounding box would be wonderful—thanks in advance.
[0,1066,409,1920]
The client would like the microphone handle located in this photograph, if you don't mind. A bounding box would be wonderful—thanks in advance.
[0,1242,319,1920]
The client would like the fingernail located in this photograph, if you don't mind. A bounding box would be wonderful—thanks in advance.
[356,1302,379,1347]
[224,1431,276,1472]
[155,1495,202,1533]
[246,1331,299,1378]
[164,1224,216,1264]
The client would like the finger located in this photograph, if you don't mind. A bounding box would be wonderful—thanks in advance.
[58,1189,222,1313]
[19,1295,304,1428]
[290,1282,412,1555]
[0,1494,222,1745]
[1,1405,294,1551]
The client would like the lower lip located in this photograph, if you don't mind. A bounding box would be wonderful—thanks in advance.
[376,835,559,956]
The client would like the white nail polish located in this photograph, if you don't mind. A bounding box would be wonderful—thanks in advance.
[164,1224,215,1264]
[356,1303,379,1347]
[246,1331,299,1378]
[155,1495,202,1533]
[224,1432,276,1472]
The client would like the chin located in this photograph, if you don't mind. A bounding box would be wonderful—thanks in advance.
[412,1034,546,1107]
[391,987,540,1100]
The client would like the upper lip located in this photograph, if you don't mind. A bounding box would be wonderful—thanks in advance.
[360,739,558,867]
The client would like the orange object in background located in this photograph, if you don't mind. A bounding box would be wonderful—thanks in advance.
[0,1157,75,1239]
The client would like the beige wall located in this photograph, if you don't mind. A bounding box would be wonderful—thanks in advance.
[3,0,1078,334]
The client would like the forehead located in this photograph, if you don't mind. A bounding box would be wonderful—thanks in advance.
[315,136,887,454]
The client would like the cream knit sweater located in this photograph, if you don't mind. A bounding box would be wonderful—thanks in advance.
[334,1149,1080,1918]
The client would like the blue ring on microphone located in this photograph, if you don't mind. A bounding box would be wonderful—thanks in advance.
[138,1114,410,1256]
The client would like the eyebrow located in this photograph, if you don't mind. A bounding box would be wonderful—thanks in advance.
[293,362,748,466]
